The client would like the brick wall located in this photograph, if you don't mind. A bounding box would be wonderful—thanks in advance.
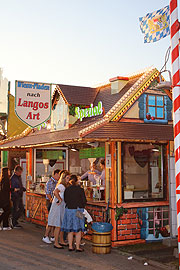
[86,204,106,222]
[116,208,141,241]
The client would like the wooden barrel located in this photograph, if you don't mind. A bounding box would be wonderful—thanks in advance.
[92,230,111,254]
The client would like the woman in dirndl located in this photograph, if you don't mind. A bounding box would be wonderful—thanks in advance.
[61,174,87,252]
[48,171,70,249]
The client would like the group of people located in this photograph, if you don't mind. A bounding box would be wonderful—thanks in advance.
[0,165,26,230]
[42,169,88,252]
[0,160,105,251]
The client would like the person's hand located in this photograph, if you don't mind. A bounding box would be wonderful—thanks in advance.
[56,200,62,205]
[14,188,20,192]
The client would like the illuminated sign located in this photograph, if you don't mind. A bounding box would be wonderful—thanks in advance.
[75,101,103,121]
[15,80,51,128]
[79,147,105,159]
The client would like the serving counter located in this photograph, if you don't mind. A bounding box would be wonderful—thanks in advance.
[26,192,48,226]
[26,189,106,227]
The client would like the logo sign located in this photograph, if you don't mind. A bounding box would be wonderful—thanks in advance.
[15,81,51,128]
[75,101,103,121]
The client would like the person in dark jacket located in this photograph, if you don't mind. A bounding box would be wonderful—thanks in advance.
[61,175,87,252]
[0,167,11,230]
[10,165,26,228]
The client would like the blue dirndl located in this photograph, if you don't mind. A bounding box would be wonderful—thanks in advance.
[61,208,85,232]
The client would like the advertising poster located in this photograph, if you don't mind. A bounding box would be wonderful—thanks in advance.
[15,81,51,128]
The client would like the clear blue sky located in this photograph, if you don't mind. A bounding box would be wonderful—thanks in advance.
[0,0,176,94]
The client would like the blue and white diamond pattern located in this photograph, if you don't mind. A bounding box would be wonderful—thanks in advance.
[139,6,170,43]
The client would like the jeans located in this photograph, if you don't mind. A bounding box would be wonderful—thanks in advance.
[12,197,24,226]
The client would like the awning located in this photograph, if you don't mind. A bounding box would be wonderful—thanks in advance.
[0,122,173,150]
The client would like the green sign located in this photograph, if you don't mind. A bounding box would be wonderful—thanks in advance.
[75,101,103,121]
[42,150,63,160]
[79,147,105,159]
[2,151,8,167]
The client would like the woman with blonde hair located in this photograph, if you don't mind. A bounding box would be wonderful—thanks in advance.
[48,170,70,249]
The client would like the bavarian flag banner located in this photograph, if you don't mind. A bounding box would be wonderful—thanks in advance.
[139,6,170,43]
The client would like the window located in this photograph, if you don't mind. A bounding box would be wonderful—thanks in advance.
[137,206,169,239]
[146,95,164,119]
[34,148,67,182]
[138,93,172,123]
[148,207,169,236]
[122,143,167,201]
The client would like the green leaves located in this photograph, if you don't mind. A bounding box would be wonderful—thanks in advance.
[115,206,128,221]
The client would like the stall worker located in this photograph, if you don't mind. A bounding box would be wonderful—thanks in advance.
[81,162,100,185]
[99,159,105,186]
[99,159,105,200]
[42,169,61,244]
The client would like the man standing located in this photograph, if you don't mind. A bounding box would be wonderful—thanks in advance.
[11,165,26,228]
[45,169,61,212]
[42,169,60,244]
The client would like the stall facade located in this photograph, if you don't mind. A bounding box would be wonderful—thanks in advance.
[0,67,174,245]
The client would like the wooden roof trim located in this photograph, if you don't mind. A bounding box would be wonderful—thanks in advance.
[111,68,159,121]
[127,66,153,80]
[0,139,74,150]
[52,85,69,105]
[79,118,109,137]
[0,127,32,145]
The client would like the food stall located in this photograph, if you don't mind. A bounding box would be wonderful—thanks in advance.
[0,67,175,245]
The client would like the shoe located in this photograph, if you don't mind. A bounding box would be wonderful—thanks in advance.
[59,243,68,246]
[75,242,85,246]
[13,224,22,229]
[42,236,52,244]
[3,227,12,231]
[50,237,55,242]
[68,248,75,251]
[76,248,84,252]
[54,245,64,249]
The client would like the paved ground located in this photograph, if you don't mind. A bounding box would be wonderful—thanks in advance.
[0,220,176,270]
[117,241,178,269]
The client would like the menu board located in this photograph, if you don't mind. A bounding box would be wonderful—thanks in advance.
[79,147,105,159]
[42,150,63,160]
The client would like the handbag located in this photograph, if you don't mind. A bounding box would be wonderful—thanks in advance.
[76,210,84,220]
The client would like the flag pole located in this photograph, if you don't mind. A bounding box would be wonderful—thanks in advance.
[170,0,180,268]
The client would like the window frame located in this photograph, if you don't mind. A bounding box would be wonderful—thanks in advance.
[121,142,167,202]
[146,95,165,120]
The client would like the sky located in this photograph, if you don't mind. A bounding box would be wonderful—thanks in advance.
[0,0,176,95]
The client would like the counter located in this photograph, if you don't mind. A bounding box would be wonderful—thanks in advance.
[26,192,48,226]
[26,190,106,226]
[83,185,105,201]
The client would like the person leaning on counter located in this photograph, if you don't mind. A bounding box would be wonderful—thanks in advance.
[81,162,101,185]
